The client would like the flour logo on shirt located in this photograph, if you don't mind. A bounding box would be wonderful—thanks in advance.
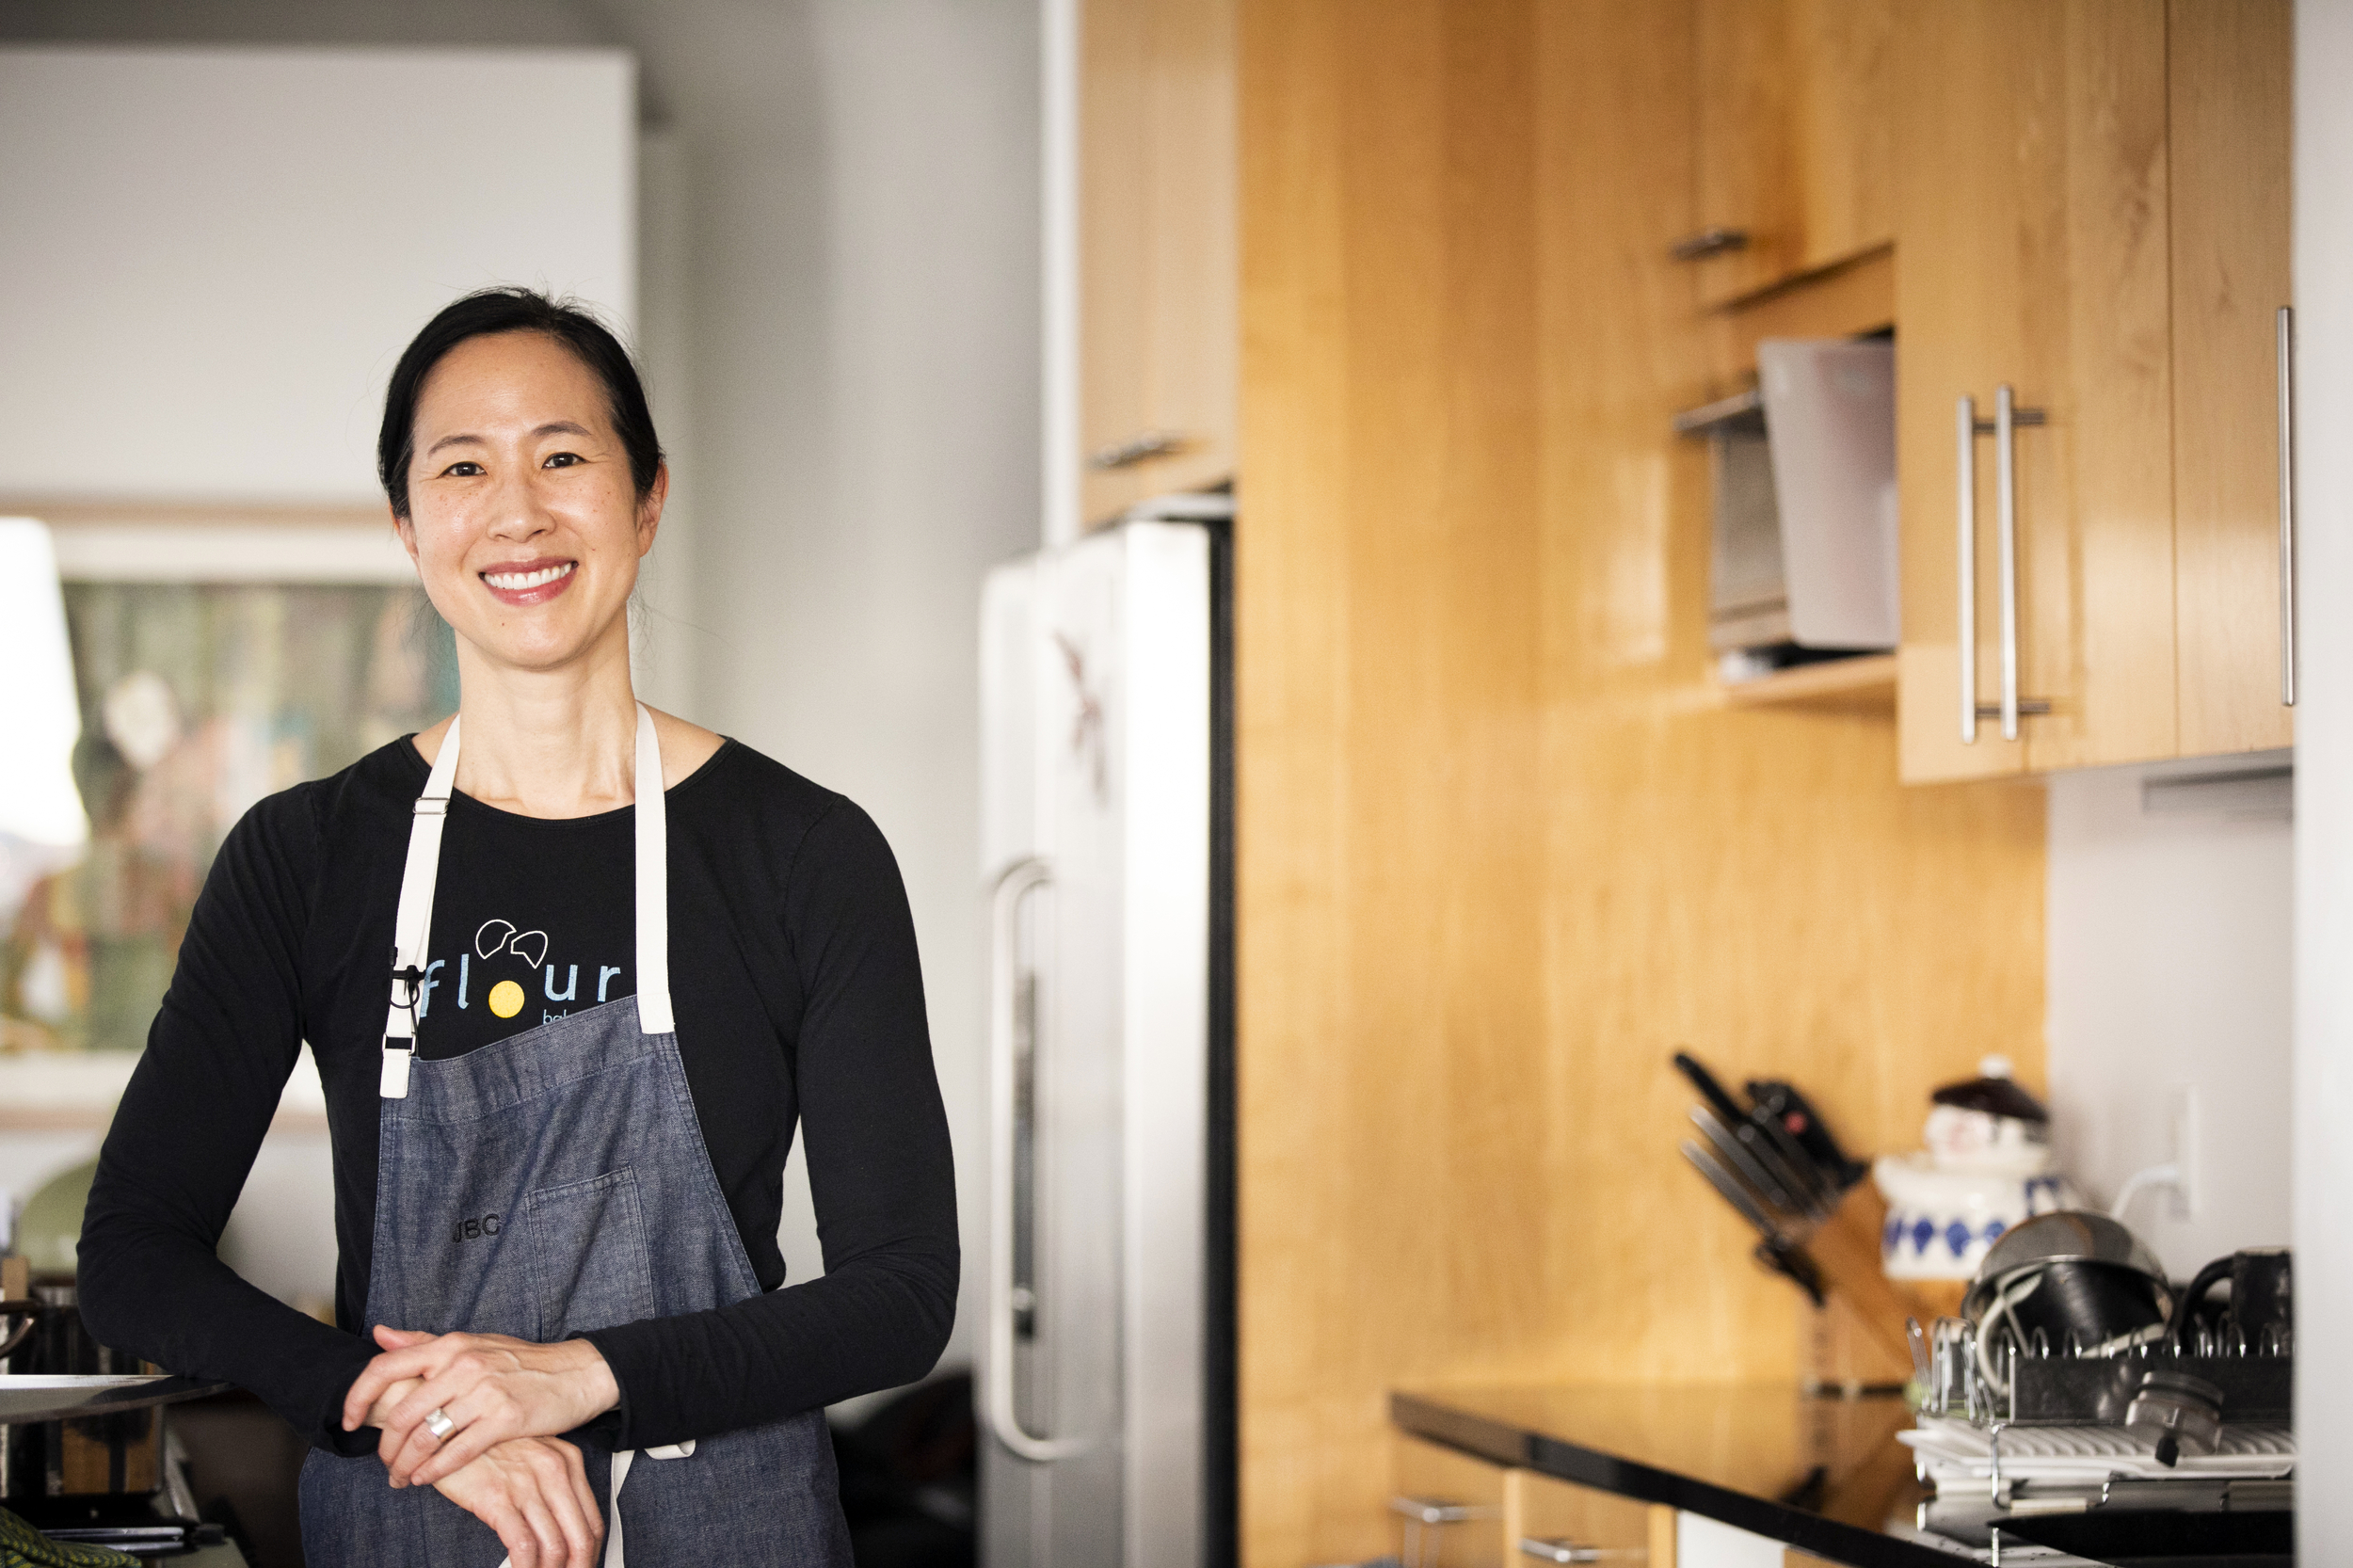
[412,920,627,1027]
[472,920,548,1017]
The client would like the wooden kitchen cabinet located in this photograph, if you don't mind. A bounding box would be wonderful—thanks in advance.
[2169,0,2294,756]
[1391,1435,1508,1568]
[1512,1467,1668,1566]
[1078,0,1237,526]
[1685,0,1897,307]
[1390,1437,1674,1568]
[1893,0,2292,783]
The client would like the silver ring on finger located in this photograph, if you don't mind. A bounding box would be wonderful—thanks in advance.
[424,1407,456,1442]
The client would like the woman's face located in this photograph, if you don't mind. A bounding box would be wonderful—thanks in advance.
[396,330,664,677]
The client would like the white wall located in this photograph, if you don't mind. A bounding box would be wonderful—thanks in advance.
[612,0,1042,1376]
[2295,0,2353,1549]
[2045,760,2293,1280]
[0,45,634,502]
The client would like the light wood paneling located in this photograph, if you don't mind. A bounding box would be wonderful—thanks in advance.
[1894,1,2177,782]
[2170,0,2294,756]
[1691,0,1896,307]
[1238,2,2045,1564]
[1079,0,1239,523]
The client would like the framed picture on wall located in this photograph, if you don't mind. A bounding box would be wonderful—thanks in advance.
[2,516,447,1077]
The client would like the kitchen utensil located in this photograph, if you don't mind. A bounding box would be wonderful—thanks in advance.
[1961,1211,2171,1323]
[0,1286,178,1501]
[1678,1142,1825,1304]
[2125,1369,2226,1465]
[1962,1211,2172,1403]
[1679,1140,1788,1240]
[1671,1052,1926,1368]
[0,1305,40,1366]
[1689,1108,1804,1223]
[1744,1079,1869,1191]
[1673,1052,1833,1217]
[2168,1248,2292,1355]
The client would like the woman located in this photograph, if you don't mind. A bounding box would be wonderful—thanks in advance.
[79,289,958,1568]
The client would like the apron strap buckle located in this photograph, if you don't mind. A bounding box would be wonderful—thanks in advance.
[379,1035,415,1098]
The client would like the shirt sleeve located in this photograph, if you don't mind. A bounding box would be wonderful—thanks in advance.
[581,798,960,1448]
[77,786,380,1455]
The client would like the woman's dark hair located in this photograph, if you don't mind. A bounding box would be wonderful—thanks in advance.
[377,287,664,519]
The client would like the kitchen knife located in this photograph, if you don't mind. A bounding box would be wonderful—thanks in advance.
[1680,1139,1796,1247]
[1673,1051,1833,1220]
[1689,1106,1803,1223]
[1746,1078,1869,1192]
[1682,1141,1827,1306]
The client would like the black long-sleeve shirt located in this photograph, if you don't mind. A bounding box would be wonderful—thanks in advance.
[78,736,958,1455]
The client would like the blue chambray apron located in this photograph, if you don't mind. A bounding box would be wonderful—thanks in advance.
[298,705,853,1567]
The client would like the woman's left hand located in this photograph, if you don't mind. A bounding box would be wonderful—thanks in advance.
[343,1325,622,1489]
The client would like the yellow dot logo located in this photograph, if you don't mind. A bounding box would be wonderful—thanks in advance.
[488,980,526,1018]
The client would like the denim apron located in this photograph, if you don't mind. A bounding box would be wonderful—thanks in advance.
[298,706,852,1567]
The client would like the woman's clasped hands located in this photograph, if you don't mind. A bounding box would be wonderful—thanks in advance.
[343,1325,625,1568]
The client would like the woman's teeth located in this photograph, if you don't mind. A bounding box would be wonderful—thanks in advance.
[484,563,575,590]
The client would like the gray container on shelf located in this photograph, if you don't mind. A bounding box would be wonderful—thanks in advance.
[1682,337,1898,663]
[1756,337,1899,649]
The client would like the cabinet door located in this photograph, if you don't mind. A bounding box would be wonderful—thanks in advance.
[1391,1435,1508,1568]
[1689,0,1896,308]
[1079,0,1237,527]
[1895,0,2176,783]
[2169,0,2293,756]
[1509,1469,1667,1565]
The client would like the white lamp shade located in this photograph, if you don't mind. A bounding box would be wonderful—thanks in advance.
[0,518,89,849]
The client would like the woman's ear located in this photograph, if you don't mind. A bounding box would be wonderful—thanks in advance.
[637,463,670,554]
[391,505,420,563]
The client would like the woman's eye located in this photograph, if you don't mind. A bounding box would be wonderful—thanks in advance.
[439,461,485,478]
[543,452,584,469]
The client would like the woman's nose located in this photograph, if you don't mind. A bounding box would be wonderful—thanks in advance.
[484,472,555,540]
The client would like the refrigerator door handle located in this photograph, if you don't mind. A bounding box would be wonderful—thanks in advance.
[984,856,1088,1463]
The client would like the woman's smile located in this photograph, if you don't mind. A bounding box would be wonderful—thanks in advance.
[479,556,579,606]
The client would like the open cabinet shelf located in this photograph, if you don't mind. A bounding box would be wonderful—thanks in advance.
[1720,651,1897,711]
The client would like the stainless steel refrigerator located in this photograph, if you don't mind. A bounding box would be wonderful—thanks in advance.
[977,507,1235,1568]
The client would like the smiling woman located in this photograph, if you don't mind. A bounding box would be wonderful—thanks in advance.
[383,294,670,751]
[75,290,958,1568]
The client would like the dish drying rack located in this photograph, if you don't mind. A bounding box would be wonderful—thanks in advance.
[1902,1316,2292,1556]
[1911,1311,2292,1429]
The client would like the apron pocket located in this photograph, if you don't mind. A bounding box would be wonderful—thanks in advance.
[523,1167,658,1339]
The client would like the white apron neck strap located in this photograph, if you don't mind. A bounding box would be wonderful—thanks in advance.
[632,702,676,1035]
[379,706,674,1099]
[380,718,462,1098]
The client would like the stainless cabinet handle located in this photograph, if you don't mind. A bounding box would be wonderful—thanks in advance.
[1994,385,2024,740]
[1392,1496,1496,1568]
[1392,1497,1484,1526]
[984,857,1084,1464]
[1519,1539,1647,1564]
[1088,428,1189,470]
[1669,227,1750,262]
[2280,305,2297,707]
[1958,395,1979,743]
[1957,387,2051,744]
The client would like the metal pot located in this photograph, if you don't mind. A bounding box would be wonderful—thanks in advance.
[1962,1211,2174,1391]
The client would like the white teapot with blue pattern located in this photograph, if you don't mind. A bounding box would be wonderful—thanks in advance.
[1873,1056,2074,1281]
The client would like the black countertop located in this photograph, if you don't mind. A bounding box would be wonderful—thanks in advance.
[1391,1384,1971,1567]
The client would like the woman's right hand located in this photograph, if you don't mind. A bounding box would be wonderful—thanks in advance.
[430,1434,603,1568]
